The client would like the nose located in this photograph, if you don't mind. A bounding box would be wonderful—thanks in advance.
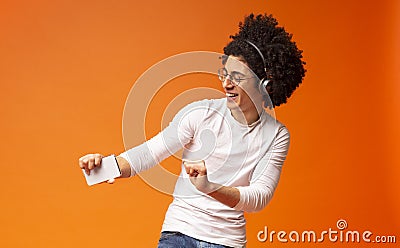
[222,77,234,89]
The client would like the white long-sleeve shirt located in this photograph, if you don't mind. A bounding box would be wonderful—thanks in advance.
[120,98,290,247]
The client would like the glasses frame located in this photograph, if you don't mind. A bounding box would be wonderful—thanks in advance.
[217,68,256,86]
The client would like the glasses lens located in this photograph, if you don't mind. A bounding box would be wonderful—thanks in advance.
[232,74,241,85]
[218,68,227,82]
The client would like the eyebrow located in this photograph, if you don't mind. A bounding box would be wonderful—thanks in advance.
[231,71,246,77]
[223,67,246,76]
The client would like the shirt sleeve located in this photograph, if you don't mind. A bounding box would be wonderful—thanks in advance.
[119,101,205,176]
[233,126,290,212]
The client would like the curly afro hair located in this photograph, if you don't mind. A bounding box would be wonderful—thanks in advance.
[223,13,306,108]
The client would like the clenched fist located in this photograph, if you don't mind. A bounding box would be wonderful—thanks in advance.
[183,160,217,194]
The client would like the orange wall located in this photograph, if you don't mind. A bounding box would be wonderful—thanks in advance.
[0,0,399,247]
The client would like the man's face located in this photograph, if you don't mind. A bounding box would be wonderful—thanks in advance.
[222,56,262,113]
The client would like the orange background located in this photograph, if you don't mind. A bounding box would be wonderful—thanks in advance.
[0,0,399,247]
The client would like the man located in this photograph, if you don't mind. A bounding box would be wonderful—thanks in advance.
[79,13,305,247]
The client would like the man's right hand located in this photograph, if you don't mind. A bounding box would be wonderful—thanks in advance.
[79,153,104,176]
[79,153,131,179]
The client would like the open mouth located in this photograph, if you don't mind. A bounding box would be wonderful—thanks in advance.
[226,92,238,98]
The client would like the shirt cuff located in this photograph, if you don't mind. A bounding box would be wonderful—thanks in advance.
[118,151,136,177]
[232,186,246,211]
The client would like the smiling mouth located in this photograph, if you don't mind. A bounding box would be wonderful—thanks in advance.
[226,93,238,98]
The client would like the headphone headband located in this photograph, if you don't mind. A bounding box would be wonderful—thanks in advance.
[243,40,267,74]
[243,39,270,96]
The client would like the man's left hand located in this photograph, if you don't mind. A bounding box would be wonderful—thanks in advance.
[183,160,216,194]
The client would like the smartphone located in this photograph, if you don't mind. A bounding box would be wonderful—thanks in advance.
[82,155,121,186]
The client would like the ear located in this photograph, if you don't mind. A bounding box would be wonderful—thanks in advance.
[266,83,273,94]
[259,79,273,95]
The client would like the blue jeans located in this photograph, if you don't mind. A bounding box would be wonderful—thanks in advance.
[157,231,233,248]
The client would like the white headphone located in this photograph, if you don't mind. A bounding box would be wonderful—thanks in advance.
[244,40,270,95]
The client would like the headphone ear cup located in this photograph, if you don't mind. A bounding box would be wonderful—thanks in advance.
[259,78,270,95]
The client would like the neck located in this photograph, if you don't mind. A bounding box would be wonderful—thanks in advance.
[230,101,264,125]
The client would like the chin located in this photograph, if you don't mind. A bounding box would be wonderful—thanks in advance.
[226,97,240,110]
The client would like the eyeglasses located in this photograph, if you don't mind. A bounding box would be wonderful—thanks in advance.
[217,68,256,86]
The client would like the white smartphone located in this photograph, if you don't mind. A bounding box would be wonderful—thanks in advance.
[82,155,121,186]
